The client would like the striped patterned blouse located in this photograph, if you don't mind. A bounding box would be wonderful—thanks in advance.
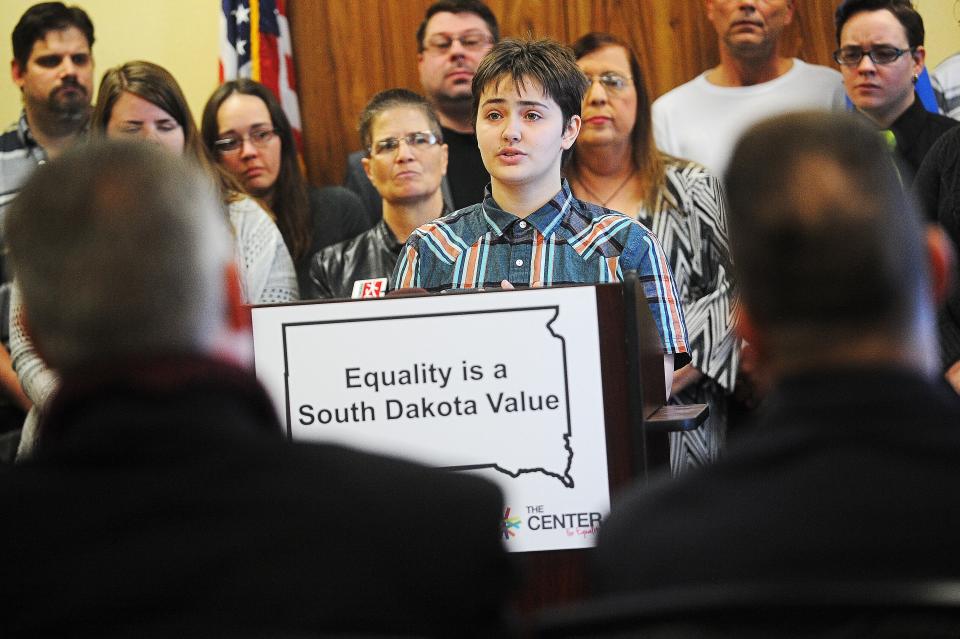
[392,179,689,358]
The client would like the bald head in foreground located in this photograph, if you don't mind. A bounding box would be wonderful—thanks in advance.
[0,141,510,636]
[595,112,960,600]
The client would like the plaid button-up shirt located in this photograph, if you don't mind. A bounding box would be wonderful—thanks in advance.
[392,180,689,358]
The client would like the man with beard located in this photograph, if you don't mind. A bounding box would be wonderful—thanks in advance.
[2,2,93,218]
[344,0,497,224]
[0,3,94,450]
[652,0,844,176]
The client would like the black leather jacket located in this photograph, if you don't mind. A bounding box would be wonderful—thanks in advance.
[308,219,403,299]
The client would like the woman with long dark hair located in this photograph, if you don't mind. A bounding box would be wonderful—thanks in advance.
[202,80,366,296]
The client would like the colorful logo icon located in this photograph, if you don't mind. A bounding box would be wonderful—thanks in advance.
[501,507,521,540]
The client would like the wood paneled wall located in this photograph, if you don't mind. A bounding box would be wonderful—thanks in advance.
[289,0,841,187]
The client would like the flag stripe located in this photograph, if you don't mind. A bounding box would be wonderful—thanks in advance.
[220,0,302,152]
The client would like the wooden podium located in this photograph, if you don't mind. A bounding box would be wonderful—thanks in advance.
[517,273,707,612]
[248,275,706,613]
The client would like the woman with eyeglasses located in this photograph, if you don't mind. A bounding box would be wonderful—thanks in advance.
[835,0,955,180]
[9,61,298,457]
[310,89,448,299]
[566,32,738,474]
[201,80,367,297]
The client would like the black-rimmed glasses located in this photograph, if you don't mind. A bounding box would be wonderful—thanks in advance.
[833,45,915,66]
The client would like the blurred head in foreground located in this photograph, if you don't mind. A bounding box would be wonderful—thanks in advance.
[725,110,951,380]
[5,140,248,375]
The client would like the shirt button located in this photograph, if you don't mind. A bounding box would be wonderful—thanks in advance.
[518,221,527,229]
[515,259,523,267]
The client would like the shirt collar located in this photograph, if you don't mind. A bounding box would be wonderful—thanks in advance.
[17,111,47,154]
[480,179,575,238]
[17,110,49,164]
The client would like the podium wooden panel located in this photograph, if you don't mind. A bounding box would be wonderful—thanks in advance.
[516,277,706,613]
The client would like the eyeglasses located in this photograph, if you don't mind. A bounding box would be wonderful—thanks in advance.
[213,127,278,153]
[585,72,633,92]
[370,131,440,157]
[832,45,915,66]
[423,31,494,55]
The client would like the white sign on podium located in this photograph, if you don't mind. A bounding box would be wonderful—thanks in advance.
[251,286,611,552]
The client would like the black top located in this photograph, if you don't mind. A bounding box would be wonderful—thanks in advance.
[309,219,403,299]
[0,355,512,636]
[342,149,385,228]
[887,94,958,181]
[595,366,960,594]
[916,126,960,369]
[300,185,368,295]
[441,125,488,210]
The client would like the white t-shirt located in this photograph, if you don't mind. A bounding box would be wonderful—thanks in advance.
[652,59,845,176]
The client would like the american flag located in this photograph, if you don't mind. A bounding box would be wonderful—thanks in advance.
[219,0,303,150]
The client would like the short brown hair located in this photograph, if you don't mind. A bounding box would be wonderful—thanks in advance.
[416,0,499,51]
[358,88,443,153]
[12,2,94,68]
[834,0,924,47]
[725,111,925,358]
[471,38,589,131]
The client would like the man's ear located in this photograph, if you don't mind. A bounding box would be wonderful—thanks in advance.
[561,114,581,150]
[705,0,716,23]
[911,46,926,82]
[11,58,25,89]
[927,224,955,308]
[784,0,795,25]
[735,304,763,356]
[224,261,251,331]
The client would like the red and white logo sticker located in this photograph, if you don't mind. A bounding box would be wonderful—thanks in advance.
[351,277,389,299]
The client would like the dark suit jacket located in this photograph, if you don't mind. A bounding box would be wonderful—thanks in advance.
[595,367,960,594]
[0,356,512,636]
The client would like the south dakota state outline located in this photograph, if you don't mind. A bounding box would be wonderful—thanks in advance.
[282,306,576,488]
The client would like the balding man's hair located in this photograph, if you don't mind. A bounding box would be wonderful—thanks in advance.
[5,141,234,373]
[725,111,929,359]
